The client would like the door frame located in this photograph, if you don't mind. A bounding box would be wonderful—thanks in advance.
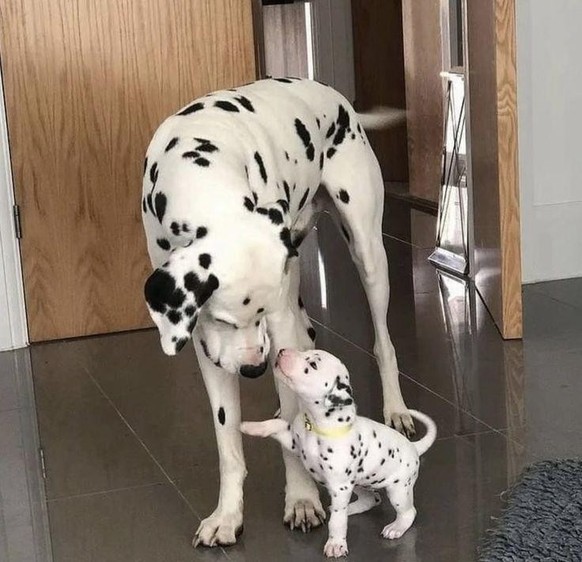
[0,66,28,351]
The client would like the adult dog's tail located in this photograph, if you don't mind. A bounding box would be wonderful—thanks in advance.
[357,107,406,130]
[408,410,437,456]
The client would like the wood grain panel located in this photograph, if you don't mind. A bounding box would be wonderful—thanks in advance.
[401,0,443,201]
[495,0,522,339]
[0,0,257,341]
[465,0,522,339]
[262,2,308,78]
[351,0,408,182]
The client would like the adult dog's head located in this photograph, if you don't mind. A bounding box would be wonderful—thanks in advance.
[144,217,296,377]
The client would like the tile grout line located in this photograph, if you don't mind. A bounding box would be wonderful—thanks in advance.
[526,287,582,314]
[80,366,233,559]
[47,482,164,503]
[309,318,508,439]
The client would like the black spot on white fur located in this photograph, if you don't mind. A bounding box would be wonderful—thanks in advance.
[196,227,208,239]
[298,189,310,211]
[254,152,268,183]
[154,193,167,223]
[165,137,179,152]
[218,407,226,425]
[294,119,315,161]
[144,269,186,313]
[334,105,350,146]
[183,272,219,307]
[214,100,239,112]
[156,238,170,251]
[177,102,204,116]
[199,254,211,269]
[280,228,298,258]
[338,189,350,204]
[235,96,255,112]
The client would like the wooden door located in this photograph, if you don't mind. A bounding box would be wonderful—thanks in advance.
[401,0,444,202]
[351,0,408,183]
[465,0,522,339]
[0,0,257,342]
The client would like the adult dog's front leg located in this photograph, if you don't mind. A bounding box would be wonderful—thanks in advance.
[192,340,246,548]
[268,289,326,533]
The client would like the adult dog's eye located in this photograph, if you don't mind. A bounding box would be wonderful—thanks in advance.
[215,317,237,328]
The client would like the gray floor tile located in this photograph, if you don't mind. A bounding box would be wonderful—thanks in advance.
[0,349,35,413]
[47,484,225,562]
[528,277,582,311]
[180,431,514,562]
[0,409,52,562]
[31,343,165,499]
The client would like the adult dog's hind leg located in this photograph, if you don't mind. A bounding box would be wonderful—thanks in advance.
[192,341,246,548]
[322,141,415,437]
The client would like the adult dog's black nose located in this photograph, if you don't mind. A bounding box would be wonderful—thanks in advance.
[240,361,268,378]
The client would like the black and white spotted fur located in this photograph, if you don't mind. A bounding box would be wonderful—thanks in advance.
[241,349,437,558]
[141,78,412,547]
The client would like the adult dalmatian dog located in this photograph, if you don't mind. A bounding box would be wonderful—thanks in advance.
[141,77,414,547]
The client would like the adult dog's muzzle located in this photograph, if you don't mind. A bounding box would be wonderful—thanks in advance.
[239,361,268,378]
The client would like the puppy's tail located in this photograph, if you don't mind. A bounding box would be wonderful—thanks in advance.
[408,410,437,456]
[357,107,406,130]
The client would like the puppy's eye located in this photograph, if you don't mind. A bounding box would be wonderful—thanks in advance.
[309,361,317,370]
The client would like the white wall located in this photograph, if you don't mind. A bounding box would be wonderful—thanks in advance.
[517,1,582,283]
[0,69,28,351]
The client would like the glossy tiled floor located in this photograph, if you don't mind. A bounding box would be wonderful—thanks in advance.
[2,196,582,561]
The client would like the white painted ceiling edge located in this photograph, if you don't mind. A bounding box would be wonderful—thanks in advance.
[0,66,28,351]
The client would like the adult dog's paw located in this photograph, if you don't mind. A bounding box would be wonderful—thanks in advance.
[283,498,326,533]
[192,511,243,548]
[386,411,416,439]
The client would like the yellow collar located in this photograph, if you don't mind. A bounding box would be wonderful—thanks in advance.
[304,413,353,439]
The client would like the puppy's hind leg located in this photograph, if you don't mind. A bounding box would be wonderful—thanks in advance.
[347,486,382,516]
[381,484,417,540]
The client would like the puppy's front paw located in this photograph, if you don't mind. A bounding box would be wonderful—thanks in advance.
[323,537,348,558]
[240,421,268,437]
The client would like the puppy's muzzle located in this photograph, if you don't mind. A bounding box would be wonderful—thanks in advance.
[239,361,268,379]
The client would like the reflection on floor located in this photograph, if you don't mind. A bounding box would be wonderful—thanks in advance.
[1,196,581,561]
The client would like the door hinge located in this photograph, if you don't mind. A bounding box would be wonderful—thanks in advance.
[13,204,22,239]
[39,447,47,479]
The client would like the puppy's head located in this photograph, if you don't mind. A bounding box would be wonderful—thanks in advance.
[275,349,355,413]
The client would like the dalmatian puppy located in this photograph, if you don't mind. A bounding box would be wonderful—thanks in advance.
[141,78,413,547]
[241,348,437,558]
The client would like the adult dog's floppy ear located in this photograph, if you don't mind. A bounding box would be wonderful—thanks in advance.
[324,376,354,409]
[144,249,219,356]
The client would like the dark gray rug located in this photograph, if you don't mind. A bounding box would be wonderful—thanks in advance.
[479,459,582,561]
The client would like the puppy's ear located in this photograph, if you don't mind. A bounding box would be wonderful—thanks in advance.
[324,376,354,408]
[144,249,219,356]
